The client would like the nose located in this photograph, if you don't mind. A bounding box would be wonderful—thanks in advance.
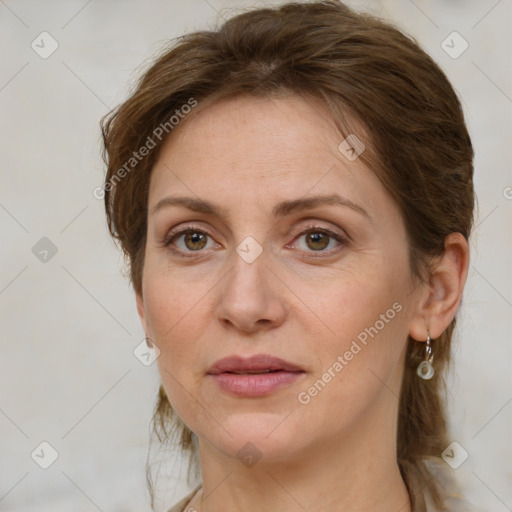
[215,243,288,335]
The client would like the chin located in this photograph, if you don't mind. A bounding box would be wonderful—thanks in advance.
[198,412,310,464]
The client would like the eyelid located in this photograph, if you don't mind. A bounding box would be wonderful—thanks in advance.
[162,222,211,245]
[287,220,349,243]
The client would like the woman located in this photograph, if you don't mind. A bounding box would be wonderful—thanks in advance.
[100,1,477,510]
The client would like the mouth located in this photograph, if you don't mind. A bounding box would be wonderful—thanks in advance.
[223,369,283,374]
[207,354,304,375]
[207,354,305,397]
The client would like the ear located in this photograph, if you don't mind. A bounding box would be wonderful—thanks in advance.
[409,232,470,341]
[135,291,149,336]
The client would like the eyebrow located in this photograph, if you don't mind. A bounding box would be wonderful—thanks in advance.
[150,194,371,221]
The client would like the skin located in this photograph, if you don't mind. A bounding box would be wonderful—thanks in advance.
[136,95,469,511]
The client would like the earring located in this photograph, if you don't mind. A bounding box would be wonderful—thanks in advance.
[416,329,434,380]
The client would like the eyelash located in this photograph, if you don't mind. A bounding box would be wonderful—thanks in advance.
[162,223,348,259]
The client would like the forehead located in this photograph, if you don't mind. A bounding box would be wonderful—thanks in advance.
[148,95,394,223]
[164,95,341,168]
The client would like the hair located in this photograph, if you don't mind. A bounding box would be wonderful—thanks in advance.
[100,1,474,510]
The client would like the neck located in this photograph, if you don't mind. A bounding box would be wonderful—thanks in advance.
[191,396,412,512]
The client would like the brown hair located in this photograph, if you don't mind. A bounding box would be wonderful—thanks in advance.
[100,1,474,510]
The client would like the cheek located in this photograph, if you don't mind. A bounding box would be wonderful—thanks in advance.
[142,272,209,417]
[141,270,213,393]
[296,261,409,382]
[297,260,404,333]
[294,281,407,435]
[142,257,213,339]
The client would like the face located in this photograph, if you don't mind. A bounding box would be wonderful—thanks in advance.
[137,95,424,464]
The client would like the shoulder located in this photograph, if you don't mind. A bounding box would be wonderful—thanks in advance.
[166,485,202,512]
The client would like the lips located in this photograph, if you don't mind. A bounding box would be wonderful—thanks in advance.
[207,354,304,375]
[207,354,305,397]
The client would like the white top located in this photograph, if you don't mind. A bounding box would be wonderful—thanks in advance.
[166,485,201,512]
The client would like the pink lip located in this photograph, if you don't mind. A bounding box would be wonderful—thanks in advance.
[207,354,305,398]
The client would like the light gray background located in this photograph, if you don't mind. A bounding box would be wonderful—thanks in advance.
[1,0,511,511]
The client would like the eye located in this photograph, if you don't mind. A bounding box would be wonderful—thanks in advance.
[162,223,347,257]
[290,226,346,255]
[163,226,217,254]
